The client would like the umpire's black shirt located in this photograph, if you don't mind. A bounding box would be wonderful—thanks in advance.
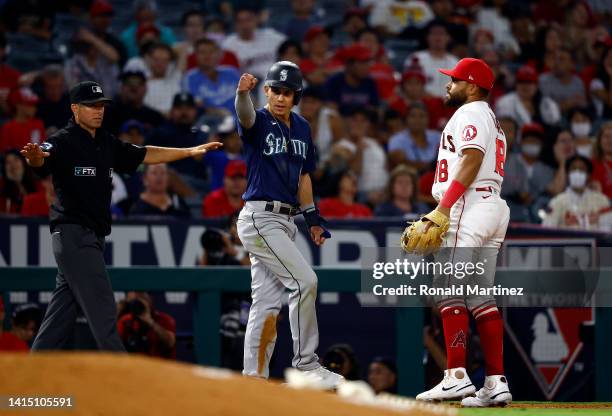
[33,119,146,236]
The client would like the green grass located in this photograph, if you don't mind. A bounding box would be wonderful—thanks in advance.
[456,402,612,416]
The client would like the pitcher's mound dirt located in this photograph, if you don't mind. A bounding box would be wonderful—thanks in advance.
[0,353,448,416]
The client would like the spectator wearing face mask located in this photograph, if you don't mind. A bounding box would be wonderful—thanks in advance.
[568,106,595,159]
[543,155,610,231]
[518,123,555,202]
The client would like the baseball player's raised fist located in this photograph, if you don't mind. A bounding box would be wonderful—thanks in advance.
[237,73,258,93]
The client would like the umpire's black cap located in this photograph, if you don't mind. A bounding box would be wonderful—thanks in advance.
[70,81,112,105]
[264,61,303,105]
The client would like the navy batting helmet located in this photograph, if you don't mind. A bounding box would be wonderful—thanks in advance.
[264,61,303,105]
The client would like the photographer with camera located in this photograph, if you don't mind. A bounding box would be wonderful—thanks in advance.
[198,215,250,266]
[117,291,176,359]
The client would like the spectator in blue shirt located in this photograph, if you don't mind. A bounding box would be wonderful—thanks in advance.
[120,0,176,58]
[282,0,322,42]
[388,103,440,171]
[182,37,241,117]
[324,43,379,116]
[203,115,244,191]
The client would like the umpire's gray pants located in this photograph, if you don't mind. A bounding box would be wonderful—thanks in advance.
[237,202,320,378]
[32,224,125,352]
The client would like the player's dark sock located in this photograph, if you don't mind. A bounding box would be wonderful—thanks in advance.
[475,308,504,376]
[441,304,468,369]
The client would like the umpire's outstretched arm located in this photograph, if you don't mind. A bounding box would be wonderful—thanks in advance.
[142,143,222,164]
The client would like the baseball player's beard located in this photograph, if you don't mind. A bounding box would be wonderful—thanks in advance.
[444,90,468,108]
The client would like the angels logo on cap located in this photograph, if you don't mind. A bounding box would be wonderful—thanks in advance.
[462,125,477,141]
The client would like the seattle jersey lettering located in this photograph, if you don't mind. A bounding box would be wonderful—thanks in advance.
[262,133,308,159]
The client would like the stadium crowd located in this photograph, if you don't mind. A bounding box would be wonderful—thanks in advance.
[0,0,611,231]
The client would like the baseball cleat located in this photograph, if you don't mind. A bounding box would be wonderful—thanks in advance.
[461,375,512,407]
[299,366,346,390]
[416,367,475,401]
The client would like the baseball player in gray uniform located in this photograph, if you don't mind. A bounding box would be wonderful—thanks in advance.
[234,61,344,389]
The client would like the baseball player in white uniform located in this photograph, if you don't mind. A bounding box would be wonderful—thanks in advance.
[413,58,512,407]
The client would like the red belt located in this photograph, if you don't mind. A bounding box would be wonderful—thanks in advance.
[475,186,493,192]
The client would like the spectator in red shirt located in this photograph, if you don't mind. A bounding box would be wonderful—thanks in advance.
[356,27,397,102]
[176,9,207,71]
[0,150,42,214]
[202,160,246,218]
[318,171,373,218]
[0,88,45,154]
[21,174,55,217]
[299,26,342,86]
[0,32,22,117]
[183,15,240,71]
[592,122,612,199]
[117,291,176,359]
[0,303,42,352]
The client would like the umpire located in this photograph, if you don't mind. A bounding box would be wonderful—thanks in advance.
[20,81,221,351]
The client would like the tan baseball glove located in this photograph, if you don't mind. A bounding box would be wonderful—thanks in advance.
[400,209,450,255]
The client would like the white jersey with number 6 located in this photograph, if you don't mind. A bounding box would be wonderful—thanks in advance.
[431,100,506,202]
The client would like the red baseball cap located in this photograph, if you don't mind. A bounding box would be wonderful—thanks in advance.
[9,87,39,107]
[224,160,247,178]
[521,122,545,138]
[304,26,329,43]
[438,58,495,90]
[136,23,160,43]
[402,69,426,83]
[343,7,368,21]
[339,43,372,62]
[515,65,538,83]
[90,0,114,17]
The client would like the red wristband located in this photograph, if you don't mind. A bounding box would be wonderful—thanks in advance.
[440,180,467,209]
